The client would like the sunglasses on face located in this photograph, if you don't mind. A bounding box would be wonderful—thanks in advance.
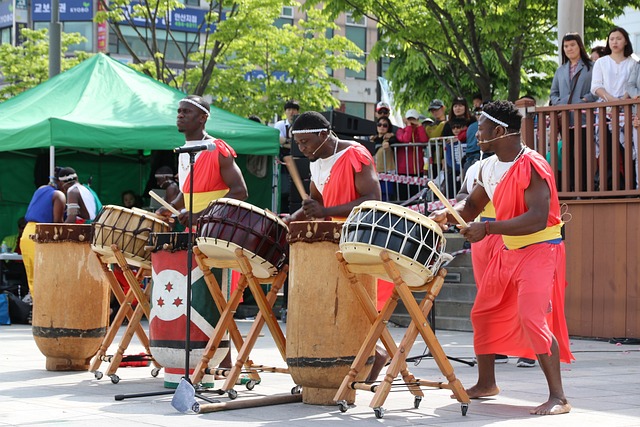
[378,109,389,114]
[377,123,389,128]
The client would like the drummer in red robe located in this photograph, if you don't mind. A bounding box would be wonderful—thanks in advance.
[164,95,248,369]
[161,95,248,224]
[430,100,572,416]
[284,111,388,381]
[284,111,380,222]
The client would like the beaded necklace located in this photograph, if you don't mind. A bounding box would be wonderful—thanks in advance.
[486,144,526,189]
[179,132,211,172]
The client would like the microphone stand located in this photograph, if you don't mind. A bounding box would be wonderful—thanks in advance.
[115,149,223,408]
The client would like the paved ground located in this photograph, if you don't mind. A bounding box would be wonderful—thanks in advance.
[1,320,639,426]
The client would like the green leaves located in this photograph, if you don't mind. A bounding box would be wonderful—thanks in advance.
[0,28,89,99]
[316,0,640,110]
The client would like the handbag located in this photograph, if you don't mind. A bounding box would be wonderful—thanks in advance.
[557,68,582,134]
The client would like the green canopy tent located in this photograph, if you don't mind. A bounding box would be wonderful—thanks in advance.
[0,53,279,239]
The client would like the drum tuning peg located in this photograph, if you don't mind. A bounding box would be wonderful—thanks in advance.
[78,234,85,242]
[162,243,170,251]
[305,223,313,239]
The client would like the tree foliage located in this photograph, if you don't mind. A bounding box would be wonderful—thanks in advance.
[0,28,90,99]
[318,0,640,110]
[97,0,363,120]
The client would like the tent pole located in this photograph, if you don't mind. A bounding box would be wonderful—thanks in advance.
[49,147,55,183]
[49,0,61,181]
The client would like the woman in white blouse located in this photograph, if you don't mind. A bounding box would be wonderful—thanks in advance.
[590,26,636,189]
[591,26,635,101]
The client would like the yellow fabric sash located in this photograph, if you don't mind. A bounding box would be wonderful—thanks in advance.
[479,201,496,220]
[184,189,229,213]
[503,223,563,250]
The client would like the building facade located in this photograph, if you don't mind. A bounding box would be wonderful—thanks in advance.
[0,0,385,120]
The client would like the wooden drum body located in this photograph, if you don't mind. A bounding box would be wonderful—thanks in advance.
[340,201,448,287]
[32,224,109,371]
[148,232,229,388]
[196,198,288,279]
[286,221,376,405]
[92,205,170,267]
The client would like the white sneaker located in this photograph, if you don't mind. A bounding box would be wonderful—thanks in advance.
[516,357,536,368]
[494,354,509,364]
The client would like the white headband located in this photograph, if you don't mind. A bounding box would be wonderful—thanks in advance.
[290,128,329,135]
[180,98,210,117]
[481,111,508,128]
[57,173,77,183]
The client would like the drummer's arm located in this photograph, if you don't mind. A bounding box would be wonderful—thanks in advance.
[65,188,81,223]
[165,185,184,211]
[52,190,66,223]
[220,153,248,201]
[320,161,381,219]
[283,183,321,224]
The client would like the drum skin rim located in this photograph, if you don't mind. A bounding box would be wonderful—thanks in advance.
[99,204,169,226]
[207,198,287,228]
[340,241,434,276]
[348,200,444,238]
[196,237,278,277]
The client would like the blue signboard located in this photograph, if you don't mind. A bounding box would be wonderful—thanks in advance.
[120,4,218,33]
[32,0,93,21]
[31,0,216,33]
[0,1,12,29]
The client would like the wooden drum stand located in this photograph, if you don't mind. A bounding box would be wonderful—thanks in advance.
[89,245,161,384]
[333,250,470,419]
[189,246,292,400]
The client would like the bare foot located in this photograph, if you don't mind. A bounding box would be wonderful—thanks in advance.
[451,384,500,399]
[530,398,571,415]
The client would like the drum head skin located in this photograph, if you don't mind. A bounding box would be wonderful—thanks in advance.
[91,205,170,267]
[340,201,447,287]
[196,198,288,278]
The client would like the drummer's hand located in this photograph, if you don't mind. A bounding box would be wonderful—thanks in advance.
[428,209,449,231]
[301,198,324,219]
[178,209,189,227]
[155,207,173,219]
[460,221,486,243]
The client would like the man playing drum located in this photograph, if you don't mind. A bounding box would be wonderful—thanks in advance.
[284,111,388,382]
[285,111,380,222]
[166,95,248,226]
[430,101,572,416]
[56,167,102,223]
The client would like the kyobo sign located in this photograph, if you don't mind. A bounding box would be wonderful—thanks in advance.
[32,0,93,21]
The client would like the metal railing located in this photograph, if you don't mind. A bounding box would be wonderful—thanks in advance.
[374,137,465,212]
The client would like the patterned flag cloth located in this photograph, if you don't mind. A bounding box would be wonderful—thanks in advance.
[149,248,229,388]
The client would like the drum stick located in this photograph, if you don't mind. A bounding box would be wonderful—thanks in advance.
[283,155,308,199]
[149,190,181,216]
[427,181,469,228]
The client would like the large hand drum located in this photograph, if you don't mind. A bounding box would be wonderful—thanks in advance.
[287,221,375,405]
[340,201,448,287]
[196,198,288,278]
[32,224,109,371]
[92,205,170,267]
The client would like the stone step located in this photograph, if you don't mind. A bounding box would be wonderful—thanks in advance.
[438,283,477,302]
[430,315,473,333]
[443,265,476,287]
[443,233,467,252]
[388,310,473,332]
[434,300,473,318]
